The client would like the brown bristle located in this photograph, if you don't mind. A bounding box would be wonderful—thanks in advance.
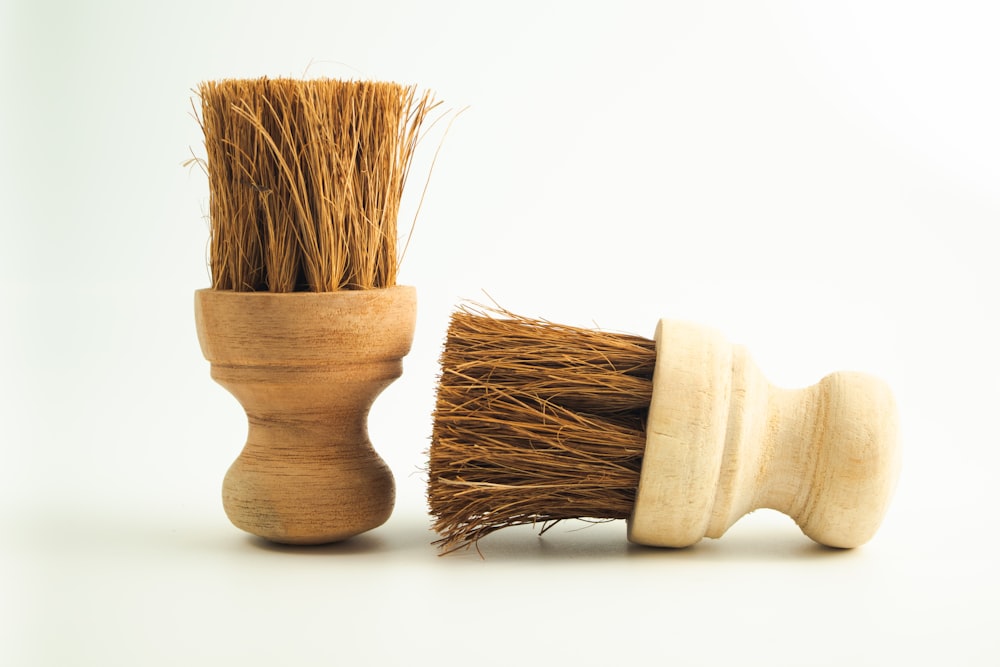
[197,77,438,292]
[428,305,657,553]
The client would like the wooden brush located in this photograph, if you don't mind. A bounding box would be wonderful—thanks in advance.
[193,77,438,544]
[428,305,900,553]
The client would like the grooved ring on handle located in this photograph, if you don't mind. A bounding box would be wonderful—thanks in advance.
[627,319,732,547]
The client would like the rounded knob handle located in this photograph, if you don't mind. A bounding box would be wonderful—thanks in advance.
[627,319,900,548]
[195,286,416,545]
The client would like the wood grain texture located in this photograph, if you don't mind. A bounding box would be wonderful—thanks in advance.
[628,319,900,549]
[195,286,416,544]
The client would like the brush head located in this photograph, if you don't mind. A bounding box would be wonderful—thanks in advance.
[197,77,438,292]
[428,305,656,553]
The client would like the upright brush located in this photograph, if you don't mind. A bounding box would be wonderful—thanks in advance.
[193,77,438,544]
[428,305,899,553]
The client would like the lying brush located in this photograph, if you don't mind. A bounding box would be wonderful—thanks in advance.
[429,305,899,553]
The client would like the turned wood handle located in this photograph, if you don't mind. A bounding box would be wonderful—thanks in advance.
[627,319,900,548]
[195,286,417,545]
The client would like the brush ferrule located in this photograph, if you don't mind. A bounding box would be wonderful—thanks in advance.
[627,320,732,547]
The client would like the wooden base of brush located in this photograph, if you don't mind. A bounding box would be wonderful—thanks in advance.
[627,319,900,549]
[195,286,416,545]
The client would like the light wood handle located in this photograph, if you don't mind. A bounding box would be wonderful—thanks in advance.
[195,286,416,545]
[628,319,900,549]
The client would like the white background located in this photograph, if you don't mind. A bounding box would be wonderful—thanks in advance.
[3,1,998,664]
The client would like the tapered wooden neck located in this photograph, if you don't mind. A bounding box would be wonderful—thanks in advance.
[628,319,899,549]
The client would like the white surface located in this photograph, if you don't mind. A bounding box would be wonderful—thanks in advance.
[3,1,998,665]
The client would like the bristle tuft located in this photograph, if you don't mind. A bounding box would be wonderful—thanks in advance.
[198,77,438,291]
[428,305,656,552]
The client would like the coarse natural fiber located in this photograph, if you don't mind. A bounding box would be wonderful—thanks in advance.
[197,77,438,292]
[428,305,657,553]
